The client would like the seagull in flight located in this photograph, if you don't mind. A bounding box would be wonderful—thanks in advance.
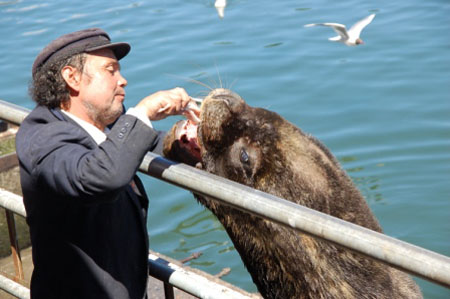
[304,14,376,46]
[215,0,227,19]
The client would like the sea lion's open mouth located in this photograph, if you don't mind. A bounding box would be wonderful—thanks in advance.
[175,119,201,161]
[163,88,245,166]
[162,119,201,167]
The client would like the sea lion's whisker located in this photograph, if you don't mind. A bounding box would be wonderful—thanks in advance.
[206,76,219,90]
[215,62,223,89]
[164,73,214,91]
[229,78,238,90]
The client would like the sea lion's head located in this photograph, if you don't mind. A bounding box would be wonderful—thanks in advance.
[198,88,283,189]
[164,88,335,208]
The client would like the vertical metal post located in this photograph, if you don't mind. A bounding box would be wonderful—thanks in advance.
[163,282,175,299]
[5,209,24,282]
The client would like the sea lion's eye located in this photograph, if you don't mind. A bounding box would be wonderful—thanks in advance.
[240,148,249,164]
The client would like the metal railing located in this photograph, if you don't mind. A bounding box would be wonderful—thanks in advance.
[0,275,29,299]
[1,99,450,294]
[0,151,28,299]
[0,186,257,299]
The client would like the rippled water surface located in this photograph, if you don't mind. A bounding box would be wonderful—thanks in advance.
[1,0,449,297]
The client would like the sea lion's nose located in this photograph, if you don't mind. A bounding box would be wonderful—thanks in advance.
[213,93,244,113]
[223,95,244,113]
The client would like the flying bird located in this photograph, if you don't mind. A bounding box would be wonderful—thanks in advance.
[304,14,376,46]
[215,0,227,19]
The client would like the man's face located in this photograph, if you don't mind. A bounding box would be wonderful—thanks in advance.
[78,48,127,128]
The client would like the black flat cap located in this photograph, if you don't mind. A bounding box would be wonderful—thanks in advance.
[32,28,130,77]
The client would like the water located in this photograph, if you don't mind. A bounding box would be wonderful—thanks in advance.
[1,0,449,297]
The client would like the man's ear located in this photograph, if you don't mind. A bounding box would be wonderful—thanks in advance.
[61,65,81,92]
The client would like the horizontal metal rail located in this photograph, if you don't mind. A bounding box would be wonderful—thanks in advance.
[0,188,26,217]
[148,253,258,298]
[0,100,29,126]
[0,188,257,299]
[1,99,450,288]
[0,275,30,299]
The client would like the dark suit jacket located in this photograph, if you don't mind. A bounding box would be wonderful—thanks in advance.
[16,105,165,299]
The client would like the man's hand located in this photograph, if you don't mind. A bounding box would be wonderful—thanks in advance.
[135,87,200,121]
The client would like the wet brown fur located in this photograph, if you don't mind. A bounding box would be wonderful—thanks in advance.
[164,88,422,299]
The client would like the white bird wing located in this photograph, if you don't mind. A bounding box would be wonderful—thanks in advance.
[214,0,226,8]
[304,23,349,39]
[347,14,375,39]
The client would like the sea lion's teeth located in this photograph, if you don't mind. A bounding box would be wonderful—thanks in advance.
[182,102,201,123]
[184,110,201,124]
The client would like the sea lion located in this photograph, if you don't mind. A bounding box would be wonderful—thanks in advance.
[163,88,422,299]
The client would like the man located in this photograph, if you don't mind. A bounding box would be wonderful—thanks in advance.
[16,28,199,299]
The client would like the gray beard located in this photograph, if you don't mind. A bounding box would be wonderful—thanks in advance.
[83,100,123,129]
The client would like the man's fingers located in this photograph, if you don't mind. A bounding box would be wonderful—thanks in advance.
[157,103,171,113]
[137,87,197,120]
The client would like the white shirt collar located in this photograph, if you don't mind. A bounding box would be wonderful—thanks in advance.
[61,110,107,145]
